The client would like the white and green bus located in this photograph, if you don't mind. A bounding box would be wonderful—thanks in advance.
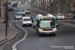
[35,14,59,36]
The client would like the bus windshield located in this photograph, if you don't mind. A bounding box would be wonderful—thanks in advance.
[40,20,55,28]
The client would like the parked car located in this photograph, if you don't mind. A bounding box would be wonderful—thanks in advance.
[9,1,17,7]
[8,5,14,11]
[15,13,22,20]
[56,13,65,19]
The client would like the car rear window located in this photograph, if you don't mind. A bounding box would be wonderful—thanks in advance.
[58,14,64,16]
[23,18,31,21]
[16,14,21,16]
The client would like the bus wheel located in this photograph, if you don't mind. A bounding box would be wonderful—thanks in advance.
[37,32,41,36]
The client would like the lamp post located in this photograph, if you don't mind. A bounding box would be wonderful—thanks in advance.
[0,0,9,36]
[5,0,8,36]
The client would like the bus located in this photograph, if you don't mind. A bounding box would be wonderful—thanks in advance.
[35,14,59,36]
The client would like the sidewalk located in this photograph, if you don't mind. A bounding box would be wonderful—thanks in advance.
[0,22,19,50]
[31,7,75,28]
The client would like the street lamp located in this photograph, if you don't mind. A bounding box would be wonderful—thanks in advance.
[0,0,9,36]
[5,0,9,36]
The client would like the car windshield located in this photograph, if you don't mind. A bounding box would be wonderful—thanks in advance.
[19,10,24,12]
[16,14,21,16]
[23,18,31,21]
[58,13,64,16]
[40,20,55,28]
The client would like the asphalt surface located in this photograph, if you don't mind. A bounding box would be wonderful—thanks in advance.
[3,4,75,50]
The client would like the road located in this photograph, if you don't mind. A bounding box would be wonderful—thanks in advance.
[3,4,75,50]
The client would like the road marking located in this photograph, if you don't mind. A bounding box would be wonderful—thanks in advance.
[12,24,28,50]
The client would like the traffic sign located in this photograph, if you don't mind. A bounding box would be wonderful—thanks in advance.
[71,0,73,7]
[46,1,50,5]
[46,0,50,5]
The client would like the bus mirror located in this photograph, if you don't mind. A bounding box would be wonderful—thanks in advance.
[37,20,40,23]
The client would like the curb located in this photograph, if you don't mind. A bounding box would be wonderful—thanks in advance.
[0,31,20,47]
[0,22,20,50]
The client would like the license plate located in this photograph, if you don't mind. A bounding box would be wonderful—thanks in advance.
[46,32,50,34]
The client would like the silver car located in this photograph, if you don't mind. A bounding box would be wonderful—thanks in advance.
[56,13,65,19]
[19,9,25,15]
[15,13,22,19]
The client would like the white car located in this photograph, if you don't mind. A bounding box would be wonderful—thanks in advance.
[56,13,65,19]
[15,13,22,19]
[24,9,30,14]
[19,9,25,15]
[22,17,32,26]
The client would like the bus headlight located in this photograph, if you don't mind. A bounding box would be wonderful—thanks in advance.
[38,28,42,32]
[53,28,57,32]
